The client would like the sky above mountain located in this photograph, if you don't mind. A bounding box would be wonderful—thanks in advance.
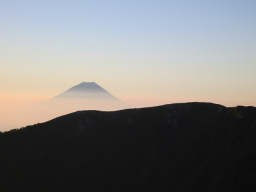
[1,0,256,108]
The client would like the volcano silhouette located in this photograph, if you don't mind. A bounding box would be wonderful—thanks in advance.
[55,82,119,102]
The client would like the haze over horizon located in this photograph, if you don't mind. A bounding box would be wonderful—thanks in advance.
[1,0,256,130]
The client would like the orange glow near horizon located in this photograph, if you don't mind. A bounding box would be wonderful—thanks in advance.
[1,89,255,132]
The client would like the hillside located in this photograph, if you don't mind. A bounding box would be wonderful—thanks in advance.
[1,102,256,192]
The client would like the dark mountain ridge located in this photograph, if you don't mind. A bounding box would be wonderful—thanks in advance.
[1,102,256,192]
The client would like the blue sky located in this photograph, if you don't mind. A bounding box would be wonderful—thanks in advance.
[1,0,256,106]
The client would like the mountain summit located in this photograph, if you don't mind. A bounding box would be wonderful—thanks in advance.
[55,82,119,101]
[67,82,107,93]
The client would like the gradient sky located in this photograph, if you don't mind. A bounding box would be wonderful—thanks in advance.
[1,0,256,107]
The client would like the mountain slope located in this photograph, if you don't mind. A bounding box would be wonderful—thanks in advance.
[1,102,256,192]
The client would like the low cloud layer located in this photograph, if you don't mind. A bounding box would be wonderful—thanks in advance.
[0,97,128,131]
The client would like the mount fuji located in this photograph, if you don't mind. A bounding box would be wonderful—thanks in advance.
[55,82,120,102]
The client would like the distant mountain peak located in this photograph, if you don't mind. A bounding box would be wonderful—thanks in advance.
[68,82,105,92]
[55,82,119,101]
[77,81,98,86]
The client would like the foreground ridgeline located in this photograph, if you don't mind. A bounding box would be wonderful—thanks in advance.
[1,102,256,192]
